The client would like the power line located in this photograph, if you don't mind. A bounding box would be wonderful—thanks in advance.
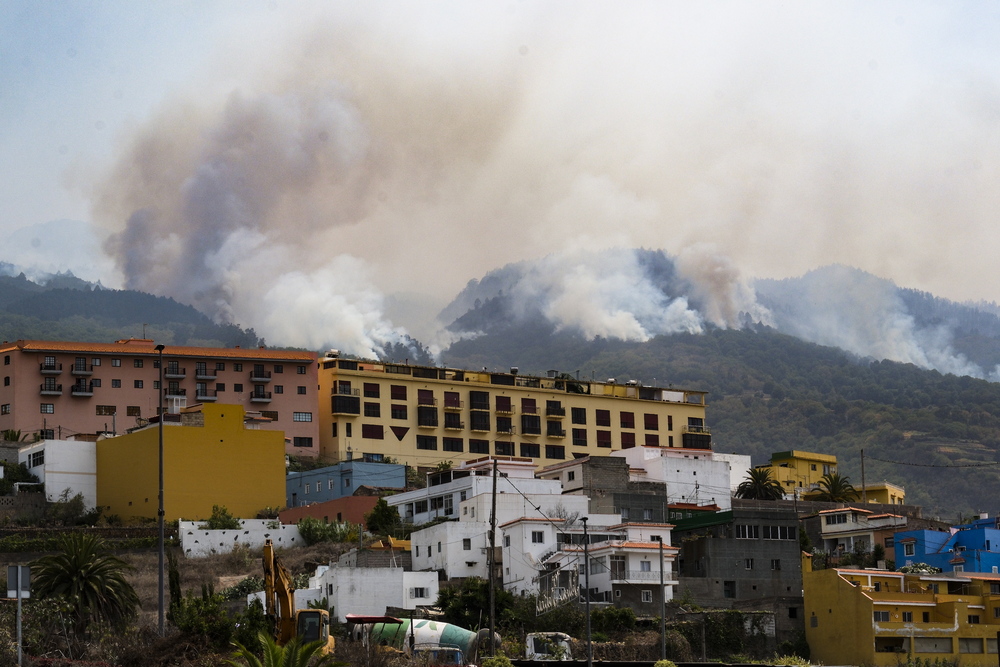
[865,454,1000,469]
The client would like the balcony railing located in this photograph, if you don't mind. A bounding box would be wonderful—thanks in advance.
[39,363,62,374]
[164,367,186,379]
[196,389,218,401]
[195,369,217,380]
[71,364,94,376]
[165,387,187,398]
[546,406,566,417]
[683,425,711,435]
[609,570,678,583]
[71,383,94,397]
[249,369,271,382]
[495,406,514,415]
[417,397,438,407]
[335,387,359,396]
[496,425,517,435]
[39,383,63,396]
[444,422,465,431]
[548,428,567,438]
[443,400,464,411]
[250,391,272,403]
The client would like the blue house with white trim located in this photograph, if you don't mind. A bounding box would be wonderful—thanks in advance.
[286,460,406,508]
[895,515,1000,574]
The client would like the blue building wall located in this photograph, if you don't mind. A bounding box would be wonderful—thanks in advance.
[895,517,1000,573]
[286,461,405,508]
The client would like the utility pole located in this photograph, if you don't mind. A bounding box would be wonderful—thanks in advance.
[582,516,592,667]
[488,457,498,656]
[861,448,867,504]
[656,535,666,660]
[155,343,165,637]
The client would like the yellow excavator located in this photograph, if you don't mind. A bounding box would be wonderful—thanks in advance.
[262,538,335,654]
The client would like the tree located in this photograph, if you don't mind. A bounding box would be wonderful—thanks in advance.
[734,468,784,500]
[224,631,341,667]
[30,533,139,636]
[202,504,242,530]
[814,473,858,503]
[364,498,401,536]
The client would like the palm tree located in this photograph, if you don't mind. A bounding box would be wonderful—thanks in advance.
[814,473,858,502]
[31,533,139,635]
[225,632,342,667]
[735,467,785,500]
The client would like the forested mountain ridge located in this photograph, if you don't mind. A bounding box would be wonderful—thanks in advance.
[442,326,1000,521]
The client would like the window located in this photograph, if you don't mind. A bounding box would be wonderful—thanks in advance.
[495,441,514,456]
[111,379,121,388]
[443,437,463,452]
[504,535,511,547]
[873,611,890,622]
[567,471,576,481]
[297,365,306,374]
[233,363,243,372]
[293,437,313,448]
[273,364,283,373]
[215,362,225,371]
[343,477,351,488]
[414,500,428,513]
[531,531,544,543]
[364,402,381,417]
[644,413,658,430]
[903,612,913,622]
[293,412,313,422]
[994,608,1000,619]
[520,443,540,458]
[463,538,471,551]
[363,383,380,398]
[645,433,660,447]
[735,525,759,539]
[643,508,652,520]
[923,612,930,623]
[96,405,116,416]
[274,385,284,394]
[111,358,121,367]
[361,424,384,439]
[521,414,541,434]
[216,383,226,392]
[391,404,407,419]
[29,450,44,467]
[744,558,754,570]
[295,385,306,395]
[3,376,8,386]
[641,590,653,603]
[571,407,586,424]
[496,416,513,433]
[771,559,781,570]
[390,385,407,401]
[904,543,915,556]
[640,560,651,572]
[416,435,438,450]
[134,380,143,389]
[789,607,798,619]
[233,383,243,392]
[0,404,9,415]
[968,614,980,624]
[469,439,489,454]
[595,409,611,427]
[667,415,673,430]
[620,411,635,429]
[40,403,54,414]
[545,445,565,459]
[127,406,141,417]
[572,428,587,447]
[133,359,143,368]
[411,588,427,599]
[261,410,278,420]
[596,431,612,448]
[621,432,635,449]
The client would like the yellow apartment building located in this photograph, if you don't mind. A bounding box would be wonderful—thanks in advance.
[803,555,1000,664]
[317,354,710,469]
[96,403,285,520]
[762,450,837,494]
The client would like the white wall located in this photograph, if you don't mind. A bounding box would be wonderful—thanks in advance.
[613,448,733,510]
[19,439,97,508]
[179,519,302,558]
[713,453,753,494]
[410,521,491,578]
[312,565,439,621]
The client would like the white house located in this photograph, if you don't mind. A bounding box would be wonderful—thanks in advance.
[612,447,736,510]
[19,438,97,507]
[410,521,491,578]
[310,563,439,622]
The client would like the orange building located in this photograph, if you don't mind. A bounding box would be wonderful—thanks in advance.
[0,338,319,456]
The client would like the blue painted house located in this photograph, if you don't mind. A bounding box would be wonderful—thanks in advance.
[895,516,1000,574]
[286,461,406,508]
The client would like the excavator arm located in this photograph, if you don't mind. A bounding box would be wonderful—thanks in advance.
[262,538,298,645]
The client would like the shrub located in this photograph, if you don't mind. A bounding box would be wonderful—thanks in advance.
[201,505,241,530]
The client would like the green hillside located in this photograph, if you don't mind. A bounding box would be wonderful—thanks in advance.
[442,326,1000,521]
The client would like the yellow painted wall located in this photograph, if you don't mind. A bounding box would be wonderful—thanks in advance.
[863,482,906,505]
[803,567,874,666]
[97,404,285,520]
[766,450,837,492]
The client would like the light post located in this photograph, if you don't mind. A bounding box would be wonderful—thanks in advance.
[655,535,666,660]
[155,343,165,637]
[581,516,592,667]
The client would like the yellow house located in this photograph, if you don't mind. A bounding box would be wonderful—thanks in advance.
[763,450,837,494]
[803,554,1000,664]
[861,481,906,505]
[97,403,285,520]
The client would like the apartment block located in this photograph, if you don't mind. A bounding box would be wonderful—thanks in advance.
[896,515,1000,574]
[803,558,1000,665]
[318,353,710,469]
[0,338,319,456]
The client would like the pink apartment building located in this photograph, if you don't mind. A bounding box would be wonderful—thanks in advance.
[0,339,320,456]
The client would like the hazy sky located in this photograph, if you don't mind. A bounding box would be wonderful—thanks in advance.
[3,1,1000,349]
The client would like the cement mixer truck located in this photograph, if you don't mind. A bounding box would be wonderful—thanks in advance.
[346,614,499,666]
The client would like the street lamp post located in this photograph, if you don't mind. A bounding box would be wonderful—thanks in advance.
[155,343,165,637]
[581,516,592,667]
[656,535,666,660]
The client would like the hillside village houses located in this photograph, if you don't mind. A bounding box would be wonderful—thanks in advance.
[12,345,992,660]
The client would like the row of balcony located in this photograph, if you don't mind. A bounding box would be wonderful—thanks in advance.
[38,362,276,384]
[38,384,269,403]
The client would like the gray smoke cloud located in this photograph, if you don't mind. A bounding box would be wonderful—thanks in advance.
[89,3,1000,358]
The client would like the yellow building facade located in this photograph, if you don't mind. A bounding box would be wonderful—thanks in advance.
[318,356,710,469]
[803,555,1000,665]
[763,450,837,493]
[96,403,285,520]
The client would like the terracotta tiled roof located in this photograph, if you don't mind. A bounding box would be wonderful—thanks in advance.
[819,507,874,514]
[1,339,316,361]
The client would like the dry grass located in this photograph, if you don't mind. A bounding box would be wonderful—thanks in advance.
[123,542,351,626]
